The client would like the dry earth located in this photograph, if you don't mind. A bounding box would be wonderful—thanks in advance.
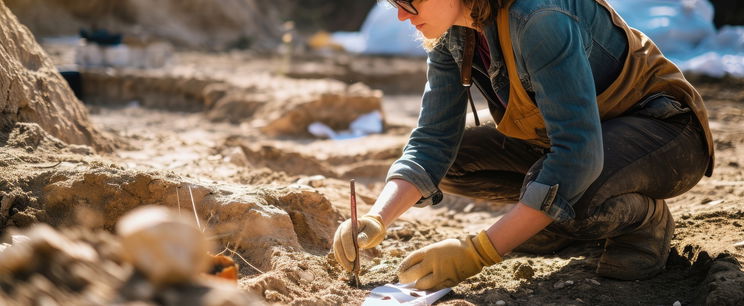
[1,52,743,305]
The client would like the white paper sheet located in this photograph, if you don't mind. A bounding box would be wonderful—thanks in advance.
[362,283,451,306]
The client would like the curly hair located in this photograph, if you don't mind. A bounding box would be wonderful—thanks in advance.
[420,0,500,51]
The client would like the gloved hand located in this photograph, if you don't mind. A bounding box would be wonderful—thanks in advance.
[397,231,502,291]
[332,214,386,271]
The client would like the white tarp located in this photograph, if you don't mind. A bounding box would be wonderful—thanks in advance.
[331,2,425,56]
[608,0,744,77]
[335,0,744,77]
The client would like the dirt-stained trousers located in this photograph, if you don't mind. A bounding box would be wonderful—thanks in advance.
[439,100,709,241]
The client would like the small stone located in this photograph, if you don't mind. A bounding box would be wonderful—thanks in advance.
[673,301,681,306]
[117,205,212,286]
[295,175,326,188]
[565,280,574,285]
[389,249,405,257]
[463,203,475,213]
[369,263,390,273]
[703,199,724,206]
[587,278,601,286]
[576,298,584,303]
[496,300,506,305]
[553,281,566,289]
[296,270,315,282]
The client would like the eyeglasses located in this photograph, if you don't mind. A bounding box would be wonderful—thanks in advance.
[387,0,418,15]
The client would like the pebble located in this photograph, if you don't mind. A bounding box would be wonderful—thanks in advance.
[496,300,506,305]
[369,263,390,273]
[704,199,724,206]
[673,301,681,306]
[295,175,326,188]
[587,278,601,286]
[463,203,475,213]
[553,280,574,289]
[296,270,315,282]
[117,205,212,286]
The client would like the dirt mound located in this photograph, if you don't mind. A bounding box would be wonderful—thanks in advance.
[0,223,264,305]
[236,134,405,179]
[4,0,284,50]
[0,122,346,273]
[0,2,111,152]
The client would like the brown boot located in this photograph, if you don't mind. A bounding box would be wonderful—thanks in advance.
[514,230,573,255]
[596,198,674,280]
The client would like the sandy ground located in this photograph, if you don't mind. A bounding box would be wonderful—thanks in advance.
[2,51,743,305]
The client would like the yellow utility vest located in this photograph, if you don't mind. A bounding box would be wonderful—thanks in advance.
[494,0,714,176]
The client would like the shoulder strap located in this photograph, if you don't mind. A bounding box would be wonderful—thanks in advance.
[461,28,480,126]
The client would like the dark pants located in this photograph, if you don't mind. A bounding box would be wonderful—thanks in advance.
[440,111,709,240]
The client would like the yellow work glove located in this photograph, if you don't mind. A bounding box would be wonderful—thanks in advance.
[332,214,386,271]
[397,231,502,291]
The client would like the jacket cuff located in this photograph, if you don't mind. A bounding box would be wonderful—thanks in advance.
[520,181,576,222]
[386,160,444,207]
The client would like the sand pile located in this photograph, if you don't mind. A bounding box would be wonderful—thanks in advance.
[0,1,110,152]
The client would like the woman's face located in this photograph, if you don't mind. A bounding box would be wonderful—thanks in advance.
[397,0,468,39]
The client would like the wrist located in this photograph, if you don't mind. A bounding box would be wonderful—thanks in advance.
[471,230,503,266]
[362,214,386,232]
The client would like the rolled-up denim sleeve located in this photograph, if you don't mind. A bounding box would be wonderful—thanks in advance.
[386,42,468,206]
[515,10,604,221]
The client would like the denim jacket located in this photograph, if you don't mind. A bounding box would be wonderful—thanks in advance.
[387,0,636,221]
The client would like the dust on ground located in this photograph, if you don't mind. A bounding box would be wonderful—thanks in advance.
[1,52,743,305]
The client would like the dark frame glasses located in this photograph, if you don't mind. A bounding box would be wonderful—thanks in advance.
[386,0,418,15]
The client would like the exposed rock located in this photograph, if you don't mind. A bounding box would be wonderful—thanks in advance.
[5,0,284,50]
[117,206,212,286]
[0,1,110,151]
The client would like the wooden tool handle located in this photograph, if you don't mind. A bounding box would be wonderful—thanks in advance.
[350,179,360,286]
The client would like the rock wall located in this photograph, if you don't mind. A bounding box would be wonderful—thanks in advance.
[4,0,285,50]
[0,0,110,151]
